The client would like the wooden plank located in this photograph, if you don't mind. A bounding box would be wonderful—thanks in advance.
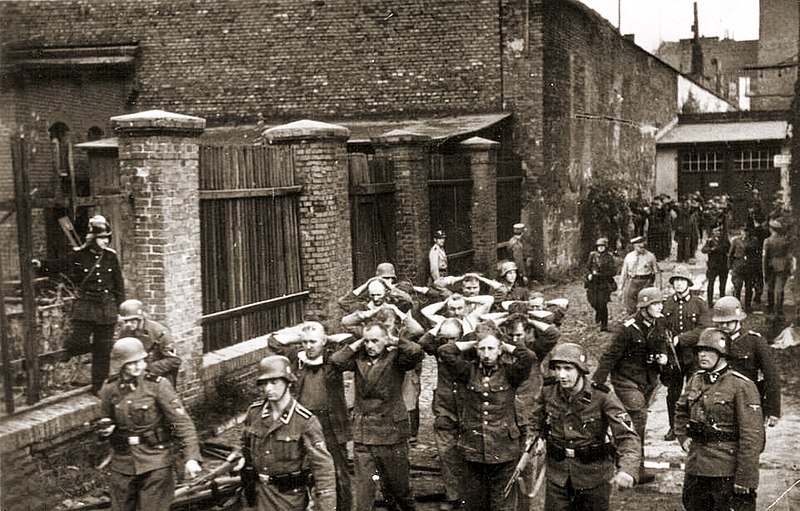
[0,226,15,414]
[11,135,41,404]
[427,178,473,186]
[349,183,395,196]
[199,186,302,200]
[200,291,310,323]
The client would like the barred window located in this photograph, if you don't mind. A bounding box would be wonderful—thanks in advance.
[680,151,721,172]
[734,149,774,170]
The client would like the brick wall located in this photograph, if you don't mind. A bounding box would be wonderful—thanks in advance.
[759,0,799,67]
[0,0,501,124]
[532,0,679,271]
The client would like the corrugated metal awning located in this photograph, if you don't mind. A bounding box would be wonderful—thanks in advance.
[657,120,789,145]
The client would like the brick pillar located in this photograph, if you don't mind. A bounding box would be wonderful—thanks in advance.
[373,130,432,285]
[262,120,353,327]
[111,109,205,398]
[461,136,499,273]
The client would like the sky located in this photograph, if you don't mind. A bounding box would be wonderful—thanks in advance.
[577,0,760,53]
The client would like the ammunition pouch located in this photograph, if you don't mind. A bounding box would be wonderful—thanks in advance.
[546,442,614,463]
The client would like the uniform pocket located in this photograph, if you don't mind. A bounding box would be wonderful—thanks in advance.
[130,398,158,426]
[273,434,302,461]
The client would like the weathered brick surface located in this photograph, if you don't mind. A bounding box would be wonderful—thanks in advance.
[373,133,431,285]
[114,112,205,396]
[263,122,354,326]
[462,137,499,274]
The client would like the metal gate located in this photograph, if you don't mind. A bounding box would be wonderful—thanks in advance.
[348,154,396,285]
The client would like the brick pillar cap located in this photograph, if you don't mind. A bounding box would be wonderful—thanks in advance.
[111,109,206,136]
[460,136,500,151]
[372,129,431,145]
[261,120,350,143]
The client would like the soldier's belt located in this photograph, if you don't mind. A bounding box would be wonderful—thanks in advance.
[109,428,170,452]
[258,470,310,491]
[546,442,613,463]
[688,430,738,443]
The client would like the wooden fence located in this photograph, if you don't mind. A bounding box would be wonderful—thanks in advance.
[348,154,396,285]
[429,152,474,275]
[199,145,307,352]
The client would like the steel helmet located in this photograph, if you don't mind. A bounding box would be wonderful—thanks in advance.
[548,342,590,374]
[256,355,297,383]
[637,287,664,308]
[669,265,694,286]
[109,337,148,375]
[712,296,747,322]
[499,261,518,277]
[694,328,730,356]
[118,299,145,321]
[595,237,609,247]
[375,262,397,279]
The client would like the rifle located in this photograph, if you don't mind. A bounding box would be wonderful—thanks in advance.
[664,328,682,375]
[174,452,243,499]
[502,435,540,499]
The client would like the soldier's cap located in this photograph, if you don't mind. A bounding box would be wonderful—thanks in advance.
[595,237,609,247]
[433,229,446,239]
[513,223,525,231]
[630,235,645,244]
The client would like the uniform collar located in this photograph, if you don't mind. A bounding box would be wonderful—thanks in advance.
[262,398,296,424]
[730,329,742,340]
[673,292,690,303]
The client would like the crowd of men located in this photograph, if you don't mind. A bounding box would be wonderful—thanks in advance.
[40,212,786,510]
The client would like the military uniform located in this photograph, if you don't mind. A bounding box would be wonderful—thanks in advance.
[121,319,181,385]
[727,329,781,418]
[675,367,764,510]
[530,380,641,511]
[98,373,201,511]
[593,312,668,473]
[267,337,353,510]
[243,398,336,511]
[329,338,424,511]
[663,291,710,431]
[437,342,534,511]
[762,229,790,314]
[728,233,761,310]
[42,244,124,392]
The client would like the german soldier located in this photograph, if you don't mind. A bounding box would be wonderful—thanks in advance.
[674,328,764,510]
[241,355,336,510]
[96,337,202,511]
[531,343,640,510]
[267,321,353,510]
[117,299,181,385]
[711,297,781,427]
[34,216,124,393]
[592,287,669,484]
[661,265,710,440]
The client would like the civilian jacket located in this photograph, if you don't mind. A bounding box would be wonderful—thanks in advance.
[329,339,424,445]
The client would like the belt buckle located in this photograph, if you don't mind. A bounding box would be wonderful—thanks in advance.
[565,448,575,458]
[128,436,140,446]
[259,474,271,484]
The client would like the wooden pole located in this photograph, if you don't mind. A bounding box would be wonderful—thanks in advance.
[11,135,41,404]
[0,230,16,414]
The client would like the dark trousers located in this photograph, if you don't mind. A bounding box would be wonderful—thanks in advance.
[676,233,692,262]
[732,271,757,309]
[109,467,174,511]
[663,366,692,430]
[462,459,517,511]
[353,442,414,511]
[69,320,116,393]
[706,267,728,305]
[313,411,353,511]
[544,477,611,511]
[611,376,657,475]
[683,474,756,511]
